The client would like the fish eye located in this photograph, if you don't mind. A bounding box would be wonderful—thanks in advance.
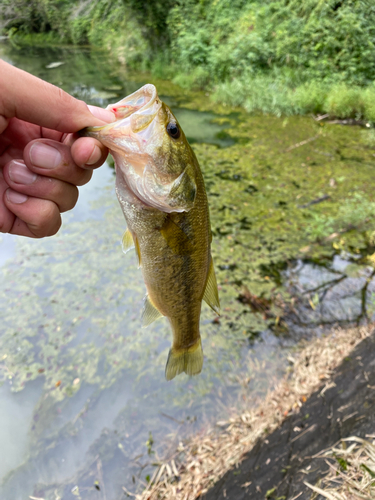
[166,122,181,139]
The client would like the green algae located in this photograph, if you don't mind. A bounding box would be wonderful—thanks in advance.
[193,115,375,338]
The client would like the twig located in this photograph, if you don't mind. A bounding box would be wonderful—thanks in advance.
[290,493,303,500]
[285,134,320,152]
[313,113,330,122]
[122,486,137,497]
[304,481,338,500]
[160,412,185,425]
[290,424,317,443]
[97,459,107,500]
[298,194,330,208]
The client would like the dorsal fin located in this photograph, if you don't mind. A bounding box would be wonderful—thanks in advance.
[142,295,163,327]
[203,258,220,314]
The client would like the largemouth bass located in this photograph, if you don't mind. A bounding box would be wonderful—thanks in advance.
[80,84,219,380]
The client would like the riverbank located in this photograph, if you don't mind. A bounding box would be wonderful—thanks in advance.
[131,323,375,499]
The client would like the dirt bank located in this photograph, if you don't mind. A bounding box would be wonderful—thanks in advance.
[203,330,375,499]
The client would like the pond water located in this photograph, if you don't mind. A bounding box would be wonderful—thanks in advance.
[1,43,375,500]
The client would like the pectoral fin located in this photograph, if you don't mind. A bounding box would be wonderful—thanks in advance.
[121,229,141,267]
[143,167,197,213]
[166,170,196,211]
[122,229,135,254]
[203,258,220,314]
[142,295,163,327]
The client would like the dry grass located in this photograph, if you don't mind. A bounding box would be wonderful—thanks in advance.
[125,324,373,500]
[306,436,375,499]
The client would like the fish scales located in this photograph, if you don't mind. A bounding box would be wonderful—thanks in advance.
[80,84,219,380]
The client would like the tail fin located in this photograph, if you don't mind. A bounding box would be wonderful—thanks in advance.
[165,339,203,381]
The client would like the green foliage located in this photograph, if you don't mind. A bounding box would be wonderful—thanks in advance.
[125,0,173,46]
[166,0,375,85]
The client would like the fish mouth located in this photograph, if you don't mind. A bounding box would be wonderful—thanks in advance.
[80,84,196,214]
[79,84,162,152]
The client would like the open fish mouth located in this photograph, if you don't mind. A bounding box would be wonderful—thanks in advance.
[108,84,159,122]
[79,84,196,214]
[80,84,162,151]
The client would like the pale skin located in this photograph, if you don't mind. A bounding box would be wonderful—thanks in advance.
[0,59,115,238]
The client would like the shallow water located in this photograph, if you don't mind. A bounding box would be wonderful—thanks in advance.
[1,43,375,500]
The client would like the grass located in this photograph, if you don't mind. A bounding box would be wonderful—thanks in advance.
[125,324,374,499]
[211,76,375,122]
[306,436,375,499]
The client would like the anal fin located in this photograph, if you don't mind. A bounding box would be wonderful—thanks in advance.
[165,339,203,381]
[203,258,220,314]
[142,295,163,327]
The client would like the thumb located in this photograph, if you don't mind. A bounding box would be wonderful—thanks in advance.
[0,59,112,132]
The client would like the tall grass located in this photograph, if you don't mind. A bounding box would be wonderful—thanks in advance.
[212,76,375,121]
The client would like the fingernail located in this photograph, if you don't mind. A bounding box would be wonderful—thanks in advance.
[6,189,28,204]
[86,145,101,165]
[9,160,37,185]
[30,143,62,169]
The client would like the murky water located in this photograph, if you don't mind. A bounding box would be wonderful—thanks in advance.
[1,43,375,500]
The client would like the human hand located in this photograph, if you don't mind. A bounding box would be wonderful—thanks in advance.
[0,59,115,238]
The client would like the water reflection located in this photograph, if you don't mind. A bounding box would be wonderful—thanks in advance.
[285,255,375,334]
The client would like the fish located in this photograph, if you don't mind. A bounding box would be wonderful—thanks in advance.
[80,84,220,380]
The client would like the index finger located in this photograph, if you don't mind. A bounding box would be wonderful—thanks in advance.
[0,59,114,133]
